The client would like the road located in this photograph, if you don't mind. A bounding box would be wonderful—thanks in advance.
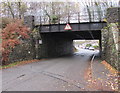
[2,49,113,91]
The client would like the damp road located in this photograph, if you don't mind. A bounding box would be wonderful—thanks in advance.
[2,49,100,91]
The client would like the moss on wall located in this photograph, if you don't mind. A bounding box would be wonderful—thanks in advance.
[102,23,119,70]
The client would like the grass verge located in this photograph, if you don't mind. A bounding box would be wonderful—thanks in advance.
[0,59,41,70]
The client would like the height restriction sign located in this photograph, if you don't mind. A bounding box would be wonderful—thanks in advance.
[64,23,72,30]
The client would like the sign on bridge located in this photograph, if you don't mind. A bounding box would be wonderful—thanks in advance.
[64,23,72,30]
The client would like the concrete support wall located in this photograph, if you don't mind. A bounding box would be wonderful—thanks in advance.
[38,33,73,58]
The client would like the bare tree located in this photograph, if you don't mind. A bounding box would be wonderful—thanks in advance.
[1,1,119,23]
[1,1,27,19]
[81,0,119,22]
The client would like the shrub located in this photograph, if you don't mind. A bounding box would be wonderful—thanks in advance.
[86,44,92,47]
[93,45,99,49]
[1,19,30,65]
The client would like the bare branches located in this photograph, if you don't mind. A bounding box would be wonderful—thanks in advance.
[1,1,119,23]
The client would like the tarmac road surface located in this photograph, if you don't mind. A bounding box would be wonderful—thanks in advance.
[2,49,112,91]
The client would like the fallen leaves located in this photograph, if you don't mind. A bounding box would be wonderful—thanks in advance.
[101,60,119,74]
[106,73,119,91]
[101,60,119,91]
[84,60,119,91]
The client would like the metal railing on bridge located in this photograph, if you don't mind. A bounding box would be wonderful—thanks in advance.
[34,11,106,33]
[34,11,106,25]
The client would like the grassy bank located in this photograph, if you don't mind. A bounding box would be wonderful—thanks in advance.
[0,59,41,70]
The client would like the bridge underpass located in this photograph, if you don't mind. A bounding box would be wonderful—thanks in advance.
[37,22,106,58]
[2,6,119,91]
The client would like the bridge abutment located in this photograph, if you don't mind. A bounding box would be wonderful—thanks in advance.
[102,7,120,70]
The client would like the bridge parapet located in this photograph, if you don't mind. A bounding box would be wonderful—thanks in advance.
[36,22,107,33]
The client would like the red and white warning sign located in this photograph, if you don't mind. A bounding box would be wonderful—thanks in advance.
[64,23,72,30]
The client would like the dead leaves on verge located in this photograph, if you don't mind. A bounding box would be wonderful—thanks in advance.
[1,59,42,70]
[84,61,118,91]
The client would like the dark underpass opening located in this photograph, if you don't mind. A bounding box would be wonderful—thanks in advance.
[39,33,102,58]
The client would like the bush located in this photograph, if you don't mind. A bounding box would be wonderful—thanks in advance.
[86,44,92,47]
[93,45,99,49]
[1,19,30,65]
[0,17,14,29]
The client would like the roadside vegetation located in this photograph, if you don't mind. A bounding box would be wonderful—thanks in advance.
[0,59,40,70]
[1,19,30,65]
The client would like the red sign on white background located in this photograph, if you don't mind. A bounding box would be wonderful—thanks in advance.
[64,23,72,30]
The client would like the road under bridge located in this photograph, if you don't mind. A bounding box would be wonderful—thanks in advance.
[35,22,106,58]
[24,15,107,58]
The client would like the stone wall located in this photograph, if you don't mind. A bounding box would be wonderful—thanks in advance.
[24,16,34,30]
[102,7,120,71]
[9,40,36,64]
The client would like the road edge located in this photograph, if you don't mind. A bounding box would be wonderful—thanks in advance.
[0,59,43,70]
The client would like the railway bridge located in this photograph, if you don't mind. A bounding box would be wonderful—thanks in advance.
[24,13,107,58]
